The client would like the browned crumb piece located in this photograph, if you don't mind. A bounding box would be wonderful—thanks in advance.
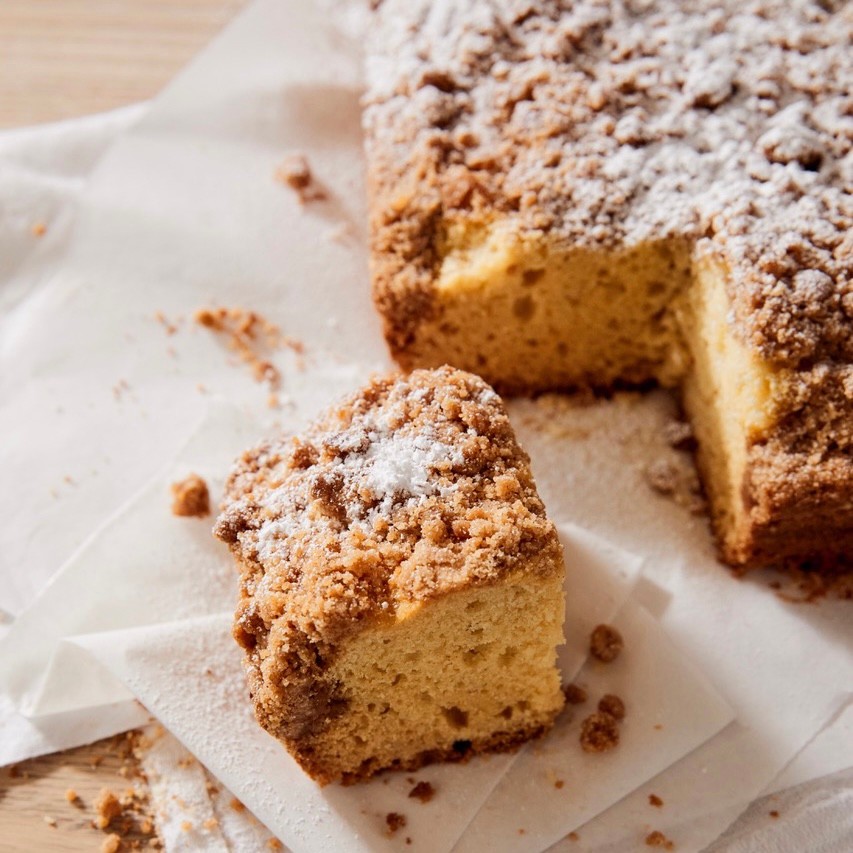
[203,818,219,831]
[170,474,210,518]
[408,781,435,803]
[769,809,780,818]
[230,797,246,812]
[567,831,580,842]
[101,835,122,853]
[662,420,696,451]
[645,829,675,849]
[267,839,284,851]
[580,712,620,753]
[590,624,624,663]
[43,815,57,827]
[386,812,407,835]
[554,780,565,789]
[181,821,193,832]
[649,794,664,808]
[31,222,47,237]
[275,153,326,203]
[598,694,626,720]
[65,788,80,804]
[563,683,588,705]
[94,789,123,830]
[645,460,679,496]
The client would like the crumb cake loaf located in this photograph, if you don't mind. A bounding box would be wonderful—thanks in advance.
[363,0,853,570]
[214,366,566,784]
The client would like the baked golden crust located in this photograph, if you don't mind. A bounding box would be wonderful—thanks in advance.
[364,0,853,570]
[214,366,563,760]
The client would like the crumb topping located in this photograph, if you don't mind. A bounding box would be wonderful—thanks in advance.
[645,829,675,849]
[365,0,852,367]
[562,683,588,705]
[408,780,436,803]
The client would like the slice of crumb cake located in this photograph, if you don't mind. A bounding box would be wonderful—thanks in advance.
[214,366,566,784]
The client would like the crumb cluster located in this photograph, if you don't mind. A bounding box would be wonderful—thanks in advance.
[170,474,211,518]
[590,624,623,663]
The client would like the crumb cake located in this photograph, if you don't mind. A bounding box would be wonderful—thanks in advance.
[363,0,853,570]
[214,366,566,784]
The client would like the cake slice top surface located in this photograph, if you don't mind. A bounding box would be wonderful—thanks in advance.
[215,366,560,645]
[364,0,852,367]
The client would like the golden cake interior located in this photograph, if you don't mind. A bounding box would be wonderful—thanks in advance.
[417,226,784,565]
[299,568,565,783]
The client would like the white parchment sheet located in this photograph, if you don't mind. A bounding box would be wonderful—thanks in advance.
[0,0,850,850]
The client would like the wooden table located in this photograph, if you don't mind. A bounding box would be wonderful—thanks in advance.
[0,2,246,848]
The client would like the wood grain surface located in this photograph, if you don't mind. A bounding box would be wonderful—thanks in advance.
[0,0,247,129]
[0,2,247,849]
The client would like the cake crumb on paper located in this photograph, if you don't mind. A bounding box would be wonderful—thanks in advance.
[170,474,210,518]
[386,812,407,835]
[769,809,780,818]
[598,693,626,720]
[43,814,57,827]
[65,788,81,805]
[267,840,284,851]
[590,624,623,663]
[408,781,435,803]
[580,712,620,753]
[649,794,664,807]
[645,829,675,849]
[31,221,47,237]
[567,831,580,842]
[563,683,588,705]
[275,153,326,203]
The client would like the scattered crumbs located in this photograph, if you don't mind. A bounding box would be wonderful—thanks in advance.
[654,724,664,731]
[112,378,129,400]
[275,153,326,203]
[93,789,123,829]
[644,459,679,496]
[580,712,620,753]
[230,797,246,813]
[203,817,218,831]
[65,788,80,804]
[386,812,407,835]
[267,839,284,851]
[193,305,304,394]
[101,835,122,853]
[662,420,695,451]
[43,815,57,827]
[170,474,211,518]
[598,694,626,720]
[154,311,179,336]
[567,831,580,842]
[554,779,565,790]
[405,838,412,846]
[769,809,780,818]
[590,624,624,663]
[518,828,526,835]
[649,794,664,808]
[645,829,675,849]
[408,780,436,803]
[181,820,193,832]
[31,221,47,237]
[563,683,588,705]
